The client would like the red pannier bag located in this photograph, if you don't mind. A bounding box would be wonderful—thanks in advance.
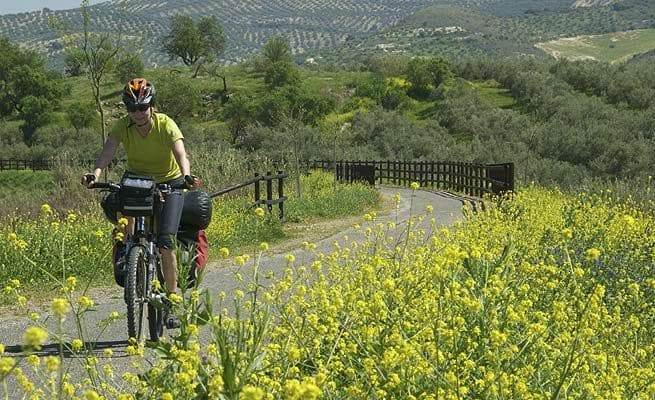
[177,226,209,288]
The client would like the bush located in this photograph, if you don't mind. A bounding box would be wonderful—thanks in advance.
[264,61,300,88]
[156,73,202,124]
[114,53,145,84]
[66,101,97,132]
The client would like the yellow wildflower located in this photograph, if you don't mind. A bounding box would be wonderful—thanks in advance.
[44,356,59,373]
[0,357,14,374]
[168,293,183,304]
[78,296,94,310]
[66,213,77,223]
[240,386,265,400]
[51,298,70,319]
[26,355,40,367]
[585,248,601,262]
[23,327,48,349]
[84,390,101,400]
[71,339,84,352]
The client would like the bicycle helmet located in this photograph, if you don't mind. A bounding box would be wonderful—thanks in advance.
[122,78,156,107]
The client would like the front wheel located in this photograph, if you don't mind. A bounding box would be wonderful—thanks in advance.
[125,245,149,340]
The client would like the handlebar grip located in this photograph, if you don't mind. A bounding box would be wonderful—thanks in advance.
[89,182,112,189]
[83,174,96,185]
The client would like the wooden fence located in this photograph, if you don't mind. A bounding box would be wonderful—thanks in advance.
[208,171,288,218]
[0,159,111,171]
[1,158,513,198]
[302,160,514,197]
[0,159,58,171]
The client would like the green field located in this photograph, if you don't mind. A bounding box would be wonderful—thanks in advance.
[535,29,655,63]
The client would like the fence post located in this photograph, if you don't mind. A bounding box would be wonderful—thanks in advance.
[254,173,261,207]
[278,170,285,219]
[266,171,273,213]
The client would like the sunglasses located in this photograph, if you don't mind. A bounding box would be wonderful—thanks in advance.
[126,104,150,112]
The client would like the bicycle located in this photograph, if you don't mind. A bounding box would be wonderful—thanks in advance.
[86,174,188,342]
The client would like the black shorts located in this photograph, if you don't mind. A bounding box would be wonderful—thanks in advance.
[156,176,185,249]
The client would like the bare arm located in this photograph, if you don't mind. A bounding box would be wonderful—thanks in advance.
[172,138,191,177]
[82,135,120,185]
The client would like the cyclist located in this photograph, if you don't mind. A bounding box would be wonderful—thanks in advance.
[82,78,199,329]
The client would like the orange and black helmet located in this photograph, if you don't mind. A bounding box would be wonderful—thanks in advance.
[122,78,156,107]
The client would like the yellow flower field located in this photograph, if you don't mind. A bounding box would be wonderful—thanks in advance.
[1,185,654,399]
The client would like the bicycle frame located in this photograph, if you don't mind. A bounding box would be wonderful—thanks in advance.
[89,179,184,342]
[122,194,168,341]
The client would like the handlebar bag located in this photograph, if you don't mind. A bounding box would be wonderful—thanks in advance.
[120,175,156,217]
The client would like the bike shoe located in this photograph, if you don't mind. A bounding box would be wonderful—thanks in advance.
[165,313,180,329]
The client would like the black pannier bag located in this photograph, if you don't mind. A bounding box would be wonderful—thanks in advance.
[119,175,156,217]
[101,191,120,224]
[180,190,213,230]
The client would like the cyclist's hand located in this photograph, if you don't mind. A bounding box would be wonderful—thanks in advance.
[184,174,201,189]
[82,173,96,188]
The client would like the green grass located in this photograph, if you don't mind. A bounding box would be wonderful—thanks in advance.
[0,170,55,189]
[535,29,655,63]
[469,80,516,109]
[206,170,380,256]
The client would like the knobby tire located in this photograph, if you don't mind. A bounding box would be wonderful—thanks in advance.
[148,256,164,342]
[125,245,148,340]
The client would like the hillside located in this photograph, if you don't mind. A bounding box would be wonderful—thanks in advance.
[1,0,653,70]
[0,0,435,68]
[315,0,655,64]
[535,28,655,63]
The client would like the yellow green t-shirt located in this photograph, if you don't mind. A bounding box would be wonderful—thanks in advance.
[109,113,184,182]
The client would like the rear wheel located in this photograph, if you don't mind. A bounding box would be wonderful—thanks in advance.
[148,256,164,342]
[148,303,164,341]
[125,245,149,340]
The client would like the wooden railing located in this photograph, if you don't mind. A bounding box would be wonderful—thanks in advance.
[0,159,58,171]
[0,159,116,171]
[208,171,288,218]
[302,160,514,197]
[1,158,512,198]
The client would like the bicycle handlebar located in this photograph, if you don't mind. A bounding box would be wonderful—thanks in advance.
[87,181,189,191]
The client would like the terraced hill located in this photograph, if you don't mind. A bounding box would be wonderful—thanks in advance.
[0,0,437,68]
[1,0,648,69]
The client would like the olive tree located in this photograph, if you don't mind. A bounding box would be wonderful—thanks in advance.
[163,15,225,77]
